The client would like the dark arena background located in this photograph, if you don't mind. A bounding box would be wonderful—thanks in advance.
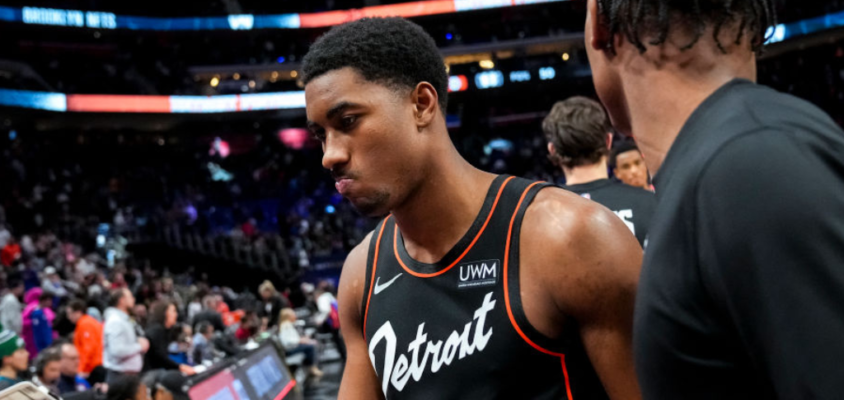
[0,0,842,399]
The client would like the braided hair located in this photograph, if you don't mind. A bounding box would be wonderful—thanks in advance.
[596,0,778,53]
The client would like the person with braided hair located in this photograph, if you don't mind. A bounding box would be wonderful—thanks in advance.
[585,0,844,398]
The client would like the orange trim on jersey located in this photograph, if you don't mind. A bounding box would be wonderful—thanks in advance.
[502,181,565,357]
[561,356,574,400]
[391,176,516,278]
[363,216,391,341]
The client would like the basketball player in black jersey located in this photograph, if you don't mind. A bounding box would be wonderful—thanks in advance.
[542,96,655,246]
[608,142,650,191]
[586,0,844,398]
[302,18,641,400]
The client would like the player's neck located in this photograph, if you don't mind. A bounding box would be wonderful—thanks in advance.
[392,153,496,264]
[563,161,608,186]
[621,43,756,176]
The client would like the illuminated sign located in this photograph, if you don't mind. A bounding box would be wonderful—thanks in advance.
[227,14,254,30]
[474,71,504,90]
[509,70,531,82]
[5,1,568,31]
[22,7,115,29]
[448,75,469,92]
[539,67,556,81]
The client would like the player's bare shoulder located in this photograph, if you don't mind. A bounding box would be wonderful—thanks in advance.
[338,230,375,320]
[523,186,627,249]
[520,186,641,317]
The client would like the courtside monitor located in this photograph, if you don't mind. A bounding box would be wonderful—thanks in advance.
[187,341,296,400]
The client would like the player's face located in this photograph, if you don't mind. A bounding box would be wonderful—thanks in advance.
[614,150,649,189]
[584,0,631,136]
[306,67,425,217]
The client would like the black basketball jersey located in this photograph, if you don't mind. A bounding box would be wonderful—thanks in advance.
[562,179,655,247]
[360,175,608,400]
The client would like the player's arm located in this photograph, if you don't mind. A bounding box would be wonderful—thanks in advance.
[526,190,642,400]
[337,232,384,400]
[697,132,844,398]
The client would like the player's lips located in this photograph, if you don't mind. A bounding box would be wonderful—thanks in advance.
[335,178,354,195]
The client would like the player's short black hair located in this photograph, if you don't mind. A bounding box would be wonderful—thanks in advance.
[609,140,641,169]
[302,17,449,111]
[597,0,777,53]
[542,96,612,169]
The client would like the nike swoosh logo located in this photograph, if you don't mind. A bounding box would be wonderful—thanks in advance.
[373,273,403,295]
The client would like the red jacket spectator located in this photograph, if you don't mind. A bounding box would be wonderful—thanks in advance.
[74,314,103,375]
[1,243,21,267]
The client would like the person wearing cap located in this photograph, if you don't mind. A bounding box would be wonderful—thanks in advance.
[0,330,29,391]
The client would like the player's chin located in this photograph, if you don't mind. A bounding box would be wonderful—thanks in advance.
[349,194,390,218]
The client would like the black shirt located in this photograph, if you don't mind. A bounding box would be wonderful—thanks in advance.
[191,310,225,333]
[143,324,180,371]
[634,79,844,399]
[562,179,655,246]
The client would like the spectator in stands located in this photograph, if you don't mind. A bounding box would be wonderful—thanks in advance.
[143,301,194,375]
[41,267,69,303]
[191,322,214,365]
[277,308,322,378]
[21,288,47,359]
[313,281,344,361]
[33,346,62,397]
[106,374,147,400]
[1,238,21,267]
[57,342,92,395]
[0,276,24,334]
[159,278,183,314]
[66,300,103,377]
[0,330,28,391]
[191,296,225,333]
[30,292,55,354]
[609,141,651,191]
[185,295,202,322]
[234,310,259,343]
[103,288,149,384]
[151,370,189,400]
[258,281,289,329]
[132,304,148,329]
[166,324,191,366]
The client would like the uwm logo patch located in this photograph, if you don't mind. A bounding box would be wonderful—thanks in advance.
[458,259,499,289]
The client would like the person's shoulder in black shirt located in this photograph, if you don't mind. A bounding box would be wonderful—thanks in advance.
[583,1,844,398]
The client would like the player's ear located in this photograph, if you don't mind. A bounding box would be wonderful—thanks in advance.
[587,0,611,52]
[547,142,556,156]
[606,133,613,150]
[412,82,438,129]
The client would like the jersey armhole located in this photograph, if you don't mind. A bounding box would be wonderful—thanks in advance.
[360,216,391,340]
[504,183,569,356]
